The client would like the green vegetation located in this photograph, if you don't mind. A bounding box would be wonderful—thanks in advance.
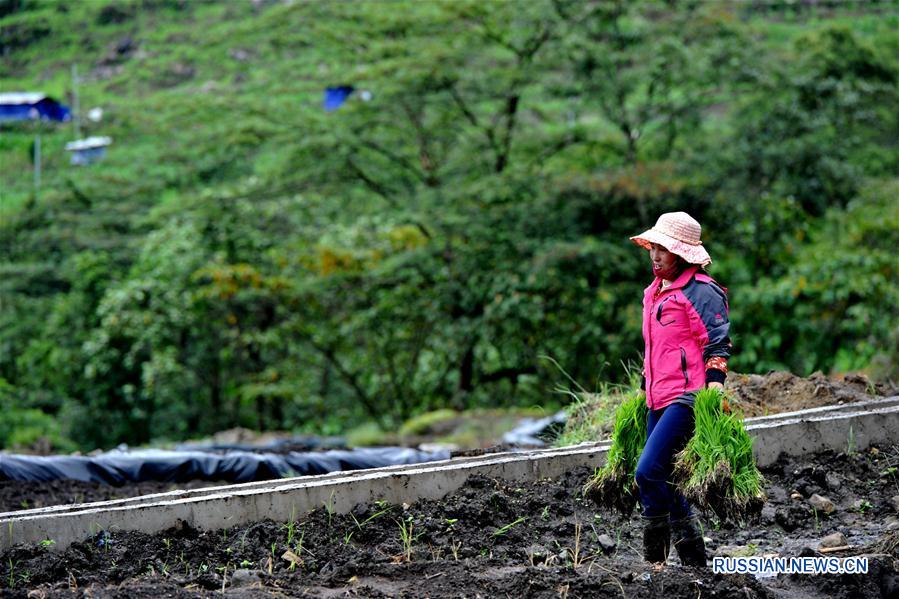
[583,388,765,522]
[554,375,640,447]
[583,390,648,515]
[396,515,418,562]
[1,1,898,451]
[673,389,766,522]
[398,409,460,437]
[492,516,528,537]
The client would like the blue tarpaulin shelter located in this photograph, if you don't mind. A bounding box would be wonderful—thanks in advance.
[0,92,71,122]
[324,85,354,111]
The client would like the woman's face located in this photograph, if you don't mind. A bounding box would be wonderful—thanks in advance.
[649,243,680,280]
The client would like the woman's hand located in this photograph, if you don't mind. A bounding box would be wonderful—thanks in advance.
[707,381,729,413]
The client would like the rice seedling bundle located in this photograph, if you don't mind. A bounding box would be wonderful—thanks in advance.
[583,390,648,515]
[672,388,767,522]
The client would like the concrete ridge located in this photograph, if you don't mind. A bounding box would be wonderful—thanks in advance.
[2,400,898,552]
[5,396,895,519]
[0,395,899,519]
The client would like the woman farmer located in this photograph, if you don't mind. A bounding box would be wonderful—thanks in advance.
[629,212,732,567]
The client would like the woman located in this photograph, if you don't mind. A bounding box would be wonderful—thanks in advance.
[629,211,732,567]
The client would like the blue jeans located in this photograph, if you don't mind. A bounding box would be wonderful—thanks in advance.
[635,402,694,520]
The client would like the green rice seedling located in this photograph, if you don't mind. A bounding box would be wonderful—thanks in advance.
[450,540,461,560]
[397,516,417,562]
[351,505,392,531]
[492,516,527,537]
[583,390,648,514]
[673,388,766,522]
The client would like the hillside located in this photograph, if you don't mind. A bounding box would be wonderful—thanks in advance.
[1,0,898,451]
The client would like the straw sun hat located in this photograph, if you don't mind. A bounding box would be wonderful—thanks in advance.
[629,212,712,266]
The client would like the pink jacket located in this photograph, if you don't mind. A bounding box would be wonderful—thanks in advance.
[642,265,731,410]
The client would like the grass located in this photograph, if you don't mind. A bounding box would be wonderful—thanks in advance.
[582,390,648,515]
[396,516,417,562]
[398,409,460,436]
[347,406,549,448]
[551,358,643,447]
[492,516,527,537]
[672,388,766,523]
[566,520,589,569]
[351,505,392,531]
[554,385,622,447]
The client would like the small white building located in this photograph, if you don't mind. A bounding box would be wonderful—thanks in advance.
[65,136,113,165]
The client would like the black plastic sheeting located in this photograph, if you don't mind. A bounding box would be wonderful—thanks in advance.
[0,447,450,485]
[174,435,347,454]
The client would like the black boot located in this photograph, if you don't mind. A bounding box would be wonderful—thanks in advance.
[642,514,671,564]
[671,515,707,567]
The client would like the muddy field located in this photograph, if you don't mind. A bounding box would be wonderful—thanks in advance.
[1,445,898,598]
[2,371,895,515]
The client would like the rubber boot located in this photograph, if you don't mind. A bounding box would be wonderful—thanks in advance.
[671,515,707,567]
[642,514,671,564]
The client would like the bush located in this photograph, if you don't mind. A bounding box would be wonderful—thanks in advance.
[0,379,75,452]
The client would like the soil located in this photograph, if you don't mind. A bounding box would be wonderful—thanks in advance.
[0,480,219,515]
[2,445,898,598]
[725,371,898,418]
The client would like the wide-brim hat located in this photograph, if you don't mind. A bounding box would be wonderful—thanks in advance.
[629,211,712,265]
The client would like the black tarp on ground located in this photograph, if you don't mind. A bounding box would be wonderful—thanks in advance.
[0,447,450,485]
[174,435,347,454]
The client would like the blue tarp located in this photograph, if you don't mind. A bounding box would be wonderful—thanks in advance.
[324,85,354,111]
[68,146,107,165]
[0,446,450,485]
[0,93,71,123]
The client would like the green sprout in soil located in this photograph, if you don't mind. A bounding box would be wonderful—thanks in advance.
[583,390,647,514]
[352,505,392,531]
[283,509,298,547]
[397,516,418,562]
[672,388,766,522]
[854,499,873,514]
[450,539,461,561]
[280,528,310,570]
[7,558,15,589]
[493,516,527,537]
[324,491,336,527]
[269,543,277,574]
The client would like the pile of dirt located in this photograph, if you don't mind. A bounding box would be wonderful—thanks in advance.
[725,371,897,418]
[2,446,897,598]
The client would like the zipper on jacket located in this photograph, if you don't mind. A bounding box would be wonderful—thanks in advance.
[680,347,689,391]
[647,283,668,410]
